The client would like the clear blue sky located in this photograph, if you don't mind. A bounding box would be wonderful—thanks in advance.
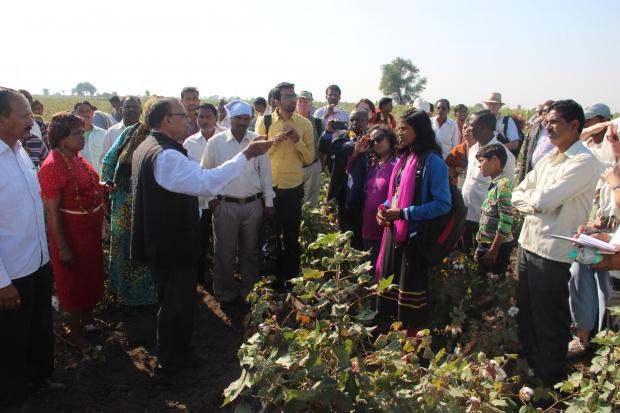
[3,0,619,110]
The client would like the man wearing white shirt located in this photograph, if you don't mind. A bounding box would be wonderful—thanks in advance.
[183,103,224,285]
[461,110,515,252]
[484,92,521,154]
[431,99,459,159]
[202,101,274,310]
[131,98,272,379]
[581,103,614,165]
[101,96,142,160]
[0,89,55,407]
[512,100,602,385]
[313,84,349,127]
[75,101,107,174]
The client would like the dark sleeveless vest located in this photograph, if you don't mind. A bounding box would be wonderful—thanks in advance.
[130,131,200,268]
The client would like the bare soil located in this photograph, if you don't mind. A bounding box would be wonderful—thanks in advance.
[20,286,243,413]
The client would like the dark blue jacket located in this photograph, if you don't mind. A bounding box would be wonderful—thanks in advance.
[384,152,452,236]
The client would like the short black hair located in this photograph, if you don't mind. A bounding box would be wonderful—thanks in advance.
[122,95,142,106]
[473,109,497,131]
[146,98,174,129]
[436,98,450,109]
[109,95,121,104]
[73,100,95,113]
[378,97,393,109]
[197,103,217,117]
[0,88,24,117]
[18,89,33,105]
[254,97,267,107]
[326,85,341,96]
[548,99,585,134]
[454,104,468,113]
[273,82,295,101]
[476,143,508,168]
[180,86,199,99]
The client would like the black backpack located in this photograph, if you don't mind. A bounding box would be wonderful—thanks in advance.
[413,152,467,266]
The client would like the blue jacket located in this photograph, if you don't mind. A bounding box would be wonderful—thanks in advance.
[319,131,362,207]
[384,152,452,236]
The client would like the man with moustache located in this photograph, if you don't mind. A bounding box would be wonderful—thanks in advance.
[181,86,201,137]
[131,98,272,379]
[202,100,274,315]
[461,110,515,253]
[512,100,602,385]
[184,103,225,285]
[101,96,142,158]
[0,88,57,407]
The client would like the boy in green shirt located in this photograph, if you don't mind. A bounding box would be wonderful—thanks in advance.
[475,144,515,276]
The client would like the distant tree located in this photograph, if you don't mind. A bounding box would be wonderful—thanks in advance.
[145,90,150,97]
[42,88,50,96]
[73,82,97,96]
[379,57,427,105]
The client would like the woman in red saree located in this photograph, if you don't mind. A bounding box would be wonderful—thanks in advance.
[39,112,106,348]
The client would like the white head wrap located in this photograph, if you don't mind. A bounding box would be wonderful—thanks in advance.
[225,100,253,118]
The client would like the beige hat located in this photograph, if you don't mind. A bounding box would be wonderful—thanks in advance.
[412,97,431,113]
[483,92,504,106]
[298,90,313,100]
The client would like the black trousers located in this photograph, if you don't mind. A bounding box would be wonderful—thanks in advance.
[151,265,196,370]
[273,185,303,281]
[0,264,54,405]
[476,241,514,277]
[517,247,571,385]
[462,220,479,255]
[337,194,363,251]
[197,209,212,284]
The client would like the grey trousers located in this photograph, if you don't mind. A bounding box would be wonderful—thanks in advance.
[212,198,263,302]
[303,160,322,208]
[568,262,612,332]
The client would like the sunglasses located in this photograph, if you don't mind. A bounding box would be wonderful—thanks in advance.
[369,134,386,146]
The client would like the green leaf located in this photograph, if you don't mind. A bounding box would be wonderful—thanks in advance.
[302,268,324,279]
[276,354,294,368]
[607,305,620,315]
[376,274,395,292]
[490,399,508,407]
[233,403,253,413]
[222,369,252,406]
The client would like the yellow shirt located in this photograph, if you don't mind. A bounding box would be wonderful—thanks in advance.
[255,109,314,189]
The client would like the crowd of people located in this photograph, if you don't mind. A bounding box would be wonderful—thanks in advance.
[1,82,619,406]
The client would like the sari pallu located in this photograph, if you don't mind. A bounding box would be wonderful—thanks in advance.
[102,123,157,306]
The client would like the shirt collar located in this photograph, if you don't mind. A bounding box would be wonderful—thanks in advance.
[491,171,508,185]
[549,139,586,160]
[0,138,22,155]
[224,129,251,143]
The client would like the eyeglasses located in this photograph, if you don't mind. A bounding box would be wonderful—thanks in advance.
[281,94,297,101]
[167,113,189,119]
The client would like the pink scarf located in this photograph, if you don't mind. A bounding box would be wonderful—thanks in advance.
[375,152,418,280]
